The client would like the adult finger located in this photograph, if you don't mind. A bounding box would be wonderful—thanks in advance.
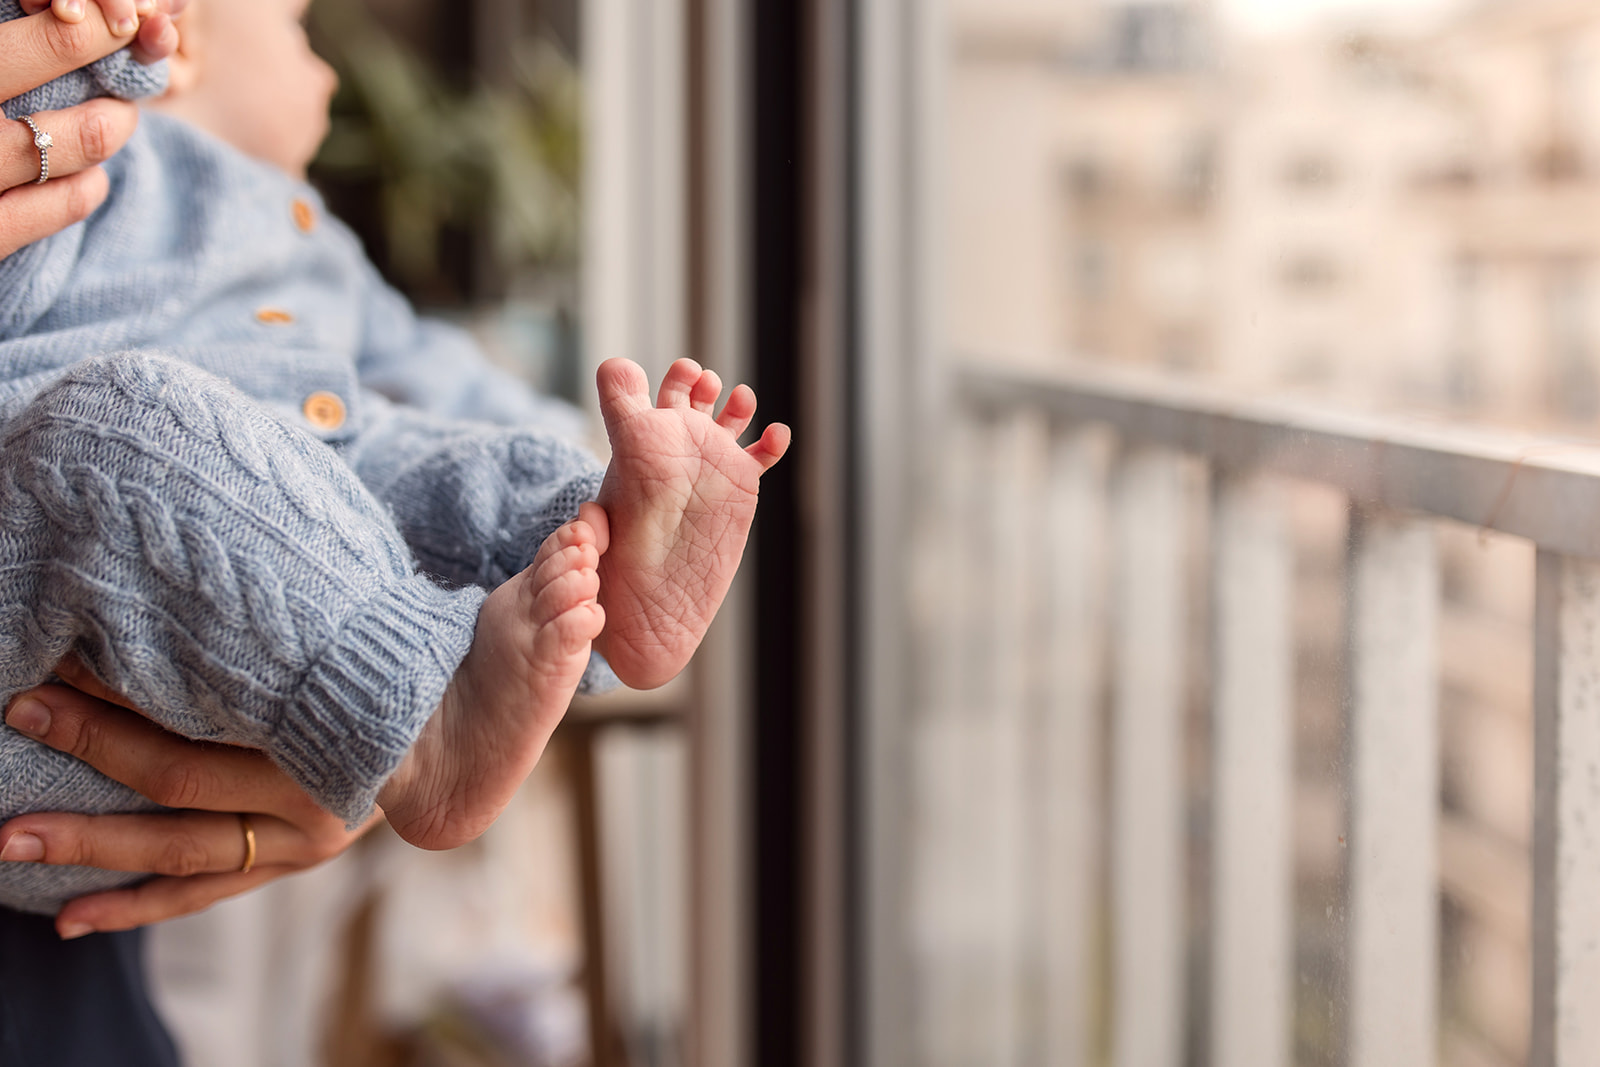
[0,807,372,874]
[53,651,141,711]
[0,99,137,192]
[1,811,265,875]
[0,165,108,259]
[54,867,291,936]
[0,6,139,101]
[3,684,320,816]
[51,0,143,37]
[21,0,143,30]
[8,811,259,875]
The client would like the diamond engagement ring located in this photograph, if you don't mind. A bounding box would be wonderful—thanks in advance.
[19,116,51,185]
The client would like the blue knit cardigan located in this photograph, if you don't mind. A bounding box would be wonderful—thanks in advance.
[0,109,608,912]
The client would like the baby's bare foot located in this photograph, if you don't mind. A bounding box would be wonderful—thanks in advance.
[379,504,608,850]
[593,358,789,690]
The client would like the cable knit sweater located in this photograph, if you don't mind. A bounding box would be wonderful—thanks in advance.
[0,111,609,913]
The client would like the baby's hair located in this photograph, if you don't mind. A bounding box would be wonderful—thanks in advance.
[0,0,168,120]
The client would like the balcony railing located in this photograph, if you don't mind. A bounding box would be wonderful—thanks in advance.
[920,359,1600,1067]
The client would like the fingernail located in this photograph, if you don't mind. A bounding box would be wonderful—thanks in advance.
[58,922,93,941]
[114,15,137,34]
[60,0,84,18]
[0,834,43,863]
[5,699,50,739]
[135,0,154,13]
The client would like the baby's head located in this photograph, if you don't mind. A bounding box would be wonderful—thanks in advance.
[0,0,337,177]
[150,0,339,177]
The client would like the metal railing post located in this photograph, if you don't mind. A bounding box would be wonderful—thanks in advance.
[1210,473,1294,1067]
[1042,426,1112,1067]
[1532,551,1600,1067]
[1345,510,1440,1067]
[1111,447,1189,1067]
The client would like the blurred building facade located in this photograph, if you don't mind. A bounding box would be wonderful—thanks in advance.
[949,0,1600,431]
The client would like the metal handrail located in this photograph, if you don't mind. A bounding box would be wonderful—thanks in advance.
[956,358,1600,559]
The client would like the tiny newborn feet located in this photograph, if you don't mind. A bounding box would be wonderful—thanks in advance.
[592,357,790,690]
[380,358,787,847]
[379,504,608,850]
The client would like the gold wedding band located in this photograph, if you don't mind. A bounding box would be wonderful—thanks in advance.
[237,814,257,874]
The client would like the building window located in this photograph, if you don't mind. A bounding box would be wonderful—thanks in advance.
[1547,259,1598,420]
[1068,155,1112,201]
[1076,241,1113,302]
[1283,152,1340,191]
[1280,252,1342,291]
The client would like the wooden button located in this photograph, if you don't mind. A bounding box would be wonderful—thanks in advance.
[255,307,295,325]
[302,391,347,431]
[292,198,316,233]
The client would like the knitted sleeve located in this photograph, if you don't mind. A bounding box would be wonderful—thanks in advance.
[348,262,618,691]
[0,352,483,835]
[339,394,615,693]
[355,263,589,435]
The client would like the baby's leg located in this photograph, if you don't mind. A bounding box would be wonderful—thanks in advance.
[377,505,607,850]
[0,353,482,830]
[592,358,789,689]
[341,399,605,597]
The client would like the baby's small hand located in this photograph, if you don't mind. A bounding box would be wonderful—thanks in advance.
[20,0,182,62]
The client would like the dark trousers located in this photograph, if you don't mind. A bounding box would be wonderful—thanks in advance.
[0,908,179,1066]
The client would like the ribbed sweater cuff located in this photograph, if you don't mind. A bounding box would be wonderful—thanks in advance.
[276,578,486,826]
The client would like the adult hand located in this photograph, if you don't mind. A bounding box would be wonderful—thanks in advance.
[0,658,379,939]
[0,0,184,258]
[20,0,187,64]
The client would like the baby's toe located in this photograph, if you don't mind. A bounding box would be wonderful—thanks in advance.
[577,502,611,554]
[746,422,792,472]
[657,358,703,409]
[570,602,606,643]
[542,599,606,658]
[691,370,723,415]
[597,359,653,423]
[716,384,758,439]
[533,565,601,621]
[530,543,600,595]
[529,518,596,570]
